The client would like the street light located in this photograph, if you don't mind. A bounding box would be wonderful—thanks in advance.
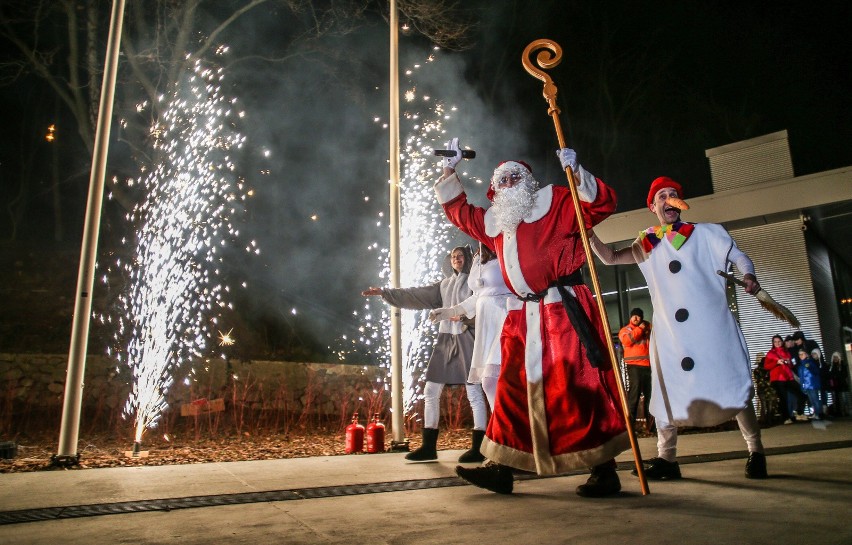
[53,0,126,467]
[387,0,408,451]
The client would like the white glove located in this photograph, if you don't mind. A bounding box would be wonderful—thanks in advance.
[429,306,462,324]
[443,138,463,169]
[556,148,578,171]
[556,147,598,202]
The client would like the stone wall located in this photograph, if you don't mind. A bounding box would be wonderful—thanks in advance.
[0,353,389,437]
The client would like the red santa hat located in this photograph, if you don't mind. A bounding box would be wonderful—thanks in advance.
[487,160,533,201]
[647,176,683,207]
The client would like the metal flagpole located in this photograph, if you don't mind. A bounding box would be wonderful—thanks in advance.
[388,0,408,450]
[522,39,650,495]
[53,0,127,466]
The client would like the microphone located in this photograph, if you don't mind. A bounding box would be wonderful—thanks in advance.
[433,149,476,159]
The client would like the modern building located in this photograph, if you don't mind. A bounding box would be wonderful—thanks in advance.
[592,130,852,379]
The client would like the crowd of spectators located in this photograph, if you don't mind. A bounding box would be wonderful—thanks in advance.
[755,331,850,424]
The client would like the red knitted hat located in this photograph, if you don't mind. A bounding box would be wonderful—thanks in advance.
[647,176,683,207]
[488,160,533,201]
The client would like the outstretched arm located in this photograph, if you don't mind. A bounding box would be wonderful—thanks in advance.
[589,231,640,265]
[435,173,491,246]
[429,298,470,324]
[361,283,443,310]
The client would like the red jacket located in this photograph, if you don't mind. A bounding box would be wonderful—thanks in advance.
[619,322,650,366]
[764,346,796,382]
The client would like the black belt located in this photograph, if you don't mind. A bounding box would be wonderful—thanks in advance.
[516,270,584,302]
[517,270,607,368]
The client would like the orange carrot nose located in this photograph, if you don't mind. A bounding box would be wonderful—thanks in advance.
[666,196,690,210]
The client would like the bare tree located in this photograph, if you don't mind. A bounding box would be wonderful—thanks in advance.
[0,0,474,241]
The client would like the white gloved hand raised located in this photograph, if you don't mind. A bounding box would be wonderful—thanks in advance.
[443,137,463,170]
[556,147,579,171]
[556,147,598,203]
[429,306,463,324]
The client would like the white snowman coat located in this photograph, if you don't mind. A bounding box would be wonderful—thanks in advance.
[622,223,755,427]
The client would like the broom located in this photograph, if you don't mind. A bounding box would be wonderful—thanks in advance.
[716,270,801,328]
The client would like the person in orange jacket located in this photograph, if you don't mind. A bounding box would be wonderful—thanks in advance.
[619,308,653,432]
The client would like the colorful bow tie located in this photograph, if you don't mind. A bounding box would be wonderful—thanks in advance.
[639,221,695,252]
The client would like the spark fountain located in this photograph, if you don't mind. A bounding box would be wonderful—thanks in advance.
[99,48,255,449]
[345,46,483,423]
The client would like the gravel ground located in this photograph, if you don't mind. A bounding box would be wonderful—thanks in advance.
[0,426,660,474]
[0,428,479,473]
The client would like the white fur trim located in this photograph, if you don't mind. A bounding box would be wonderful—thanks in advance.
[434,172,464,204]
[526,184,552,222]
[484,184,553,237]
[576,165,598,203]
[492,160,531,177]
[500,230,532,295]
[484,208,498,237]
[524,300,543,383]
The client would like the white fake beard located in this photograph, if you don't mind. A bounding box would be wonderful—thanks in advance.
[492,180,537,234]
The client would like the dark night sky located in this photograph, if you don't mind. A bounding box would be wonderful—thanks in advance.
[1,1,849,357]
[465,1,851,205]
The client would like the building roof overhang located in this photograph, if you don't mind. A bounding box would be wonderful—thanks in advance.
[595,166,852,252]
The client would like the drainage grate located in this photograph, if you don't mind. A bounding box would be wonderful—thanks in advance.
[0,477,464,525]
[2,440,849,526]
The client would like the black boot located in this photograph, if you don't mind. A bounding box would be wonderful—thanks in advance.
[405,428,439,461]
[576,460,621,498]
[455,461,513,494]
[458,429,486,463]
[633,457,682,480]
[745,452,768,479]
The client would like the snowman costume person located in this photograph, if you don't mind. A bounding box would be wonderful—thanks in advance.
[589,176,768,480]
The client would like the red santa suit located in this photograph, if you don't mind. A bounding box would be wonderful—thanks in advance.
[435,171,628,475]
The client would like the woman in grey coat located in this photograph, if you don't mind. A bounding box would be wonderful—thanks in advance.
[362,245,487,462]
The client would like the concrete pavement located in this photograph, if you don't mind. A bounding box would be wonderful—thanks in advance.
[1,419,851,545]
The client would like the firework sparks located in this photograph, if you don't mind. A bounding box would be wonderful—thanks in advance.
[102,49,254,443]
[217,328,235,346]
[338,45,482,419]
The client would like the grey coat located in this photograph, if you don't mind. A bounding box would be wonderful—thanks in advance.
[380,270,474,385]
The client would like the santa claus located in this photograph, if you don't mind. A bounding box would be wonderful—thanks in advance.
[434,138,628,497]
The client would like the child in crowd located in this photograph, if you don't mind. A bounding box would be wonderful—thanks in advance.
[797,349,823,420]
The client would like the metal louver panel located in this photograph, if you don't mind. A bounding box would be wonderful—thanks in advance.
[706,131,794,192]
[729,220,823,365]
